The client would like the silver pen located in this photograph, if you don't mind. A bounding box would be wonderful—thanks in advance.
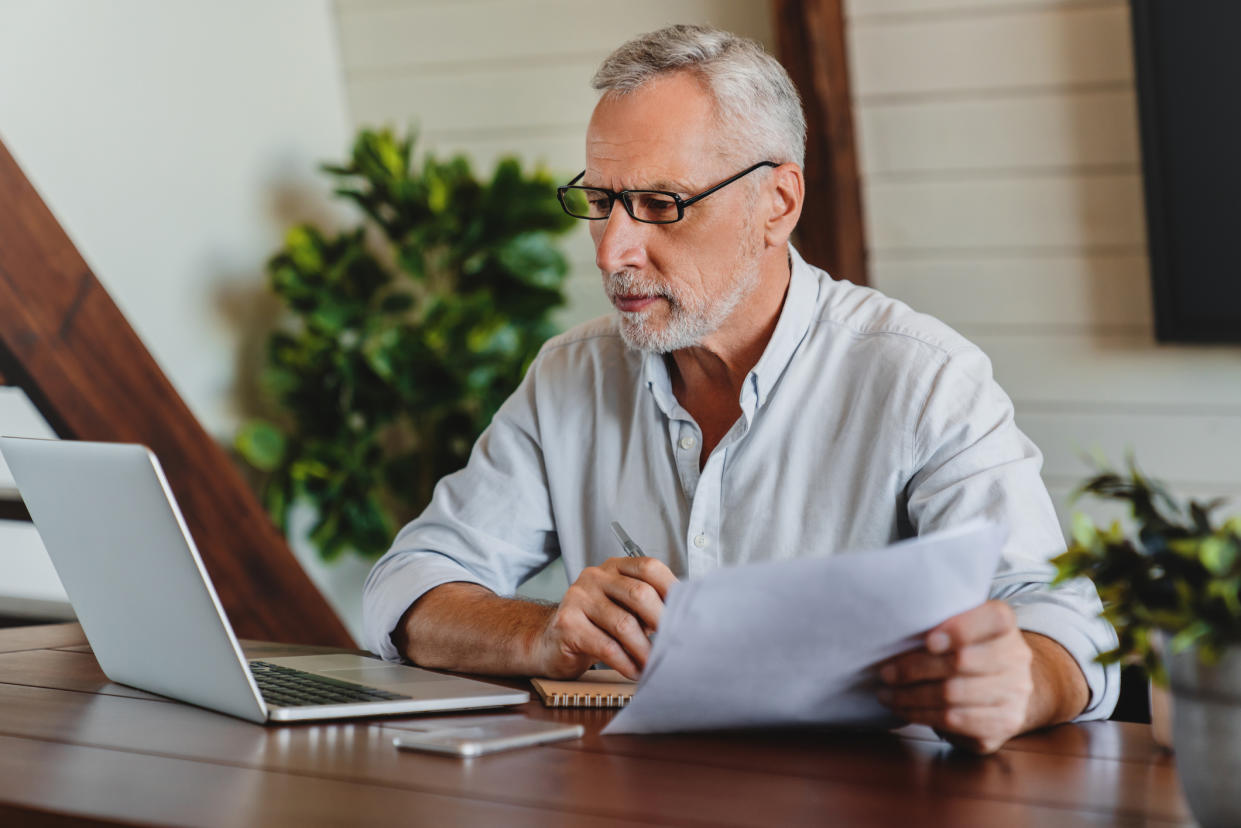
[610,521,647,558]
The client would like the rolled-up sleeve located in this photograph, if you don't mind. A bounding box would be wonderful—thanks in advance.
[905,345,1120,721]
[362,356,560,661]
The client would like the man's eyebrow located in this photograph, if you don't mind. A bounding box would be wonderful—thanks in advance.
[646,179,694,193]
[580,177,695,194]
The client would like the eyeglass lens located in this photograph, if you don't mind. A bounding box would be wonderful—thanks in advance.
[560,188,680,223]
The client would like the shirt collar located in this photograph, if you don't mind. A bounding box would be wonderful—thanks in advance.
[643,243,821,418]
[747,244,819,412]
[643,349,677,416]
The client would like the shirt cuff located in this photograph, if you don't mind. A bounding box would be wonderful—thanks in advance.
[361,550,489,662]
[1012,599,1120,721]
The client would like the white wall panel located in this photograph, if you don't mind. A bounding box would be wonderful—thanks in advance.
[348,61,599,133]
[337,0,773,73]
[975,334,1241,410]
[865,172,1146,251]
[858,89,1140,175]
[846,0,1118,21]
[872,253,1151,330]
[419,132,585,172]
[1020,410,1241,488]
[849,4,1132,99]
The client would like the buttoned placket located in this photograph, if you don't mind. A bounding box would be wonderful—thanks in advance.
[642,255,808,577]
[666,374,760,579]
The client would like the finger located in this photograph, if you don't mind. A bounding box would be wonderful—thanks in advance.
[880,634,1018,685]
[567,620,642,680]
[894,705,1024,755]
[582,598,652,669]
[599,574,666,631]
[878,675,1016,710]
[927,600,1016,654]
[610,556,679,600]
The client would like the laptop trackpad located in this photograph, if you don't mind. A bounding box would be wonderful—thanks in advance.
[319,666,458,686]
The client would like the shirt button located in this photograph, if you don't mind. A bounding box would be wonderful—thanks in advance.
[693,534,709,549]
[679,435,697,451]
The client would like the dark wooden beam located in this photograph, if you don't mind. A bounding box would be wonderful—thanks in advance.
[0,138,353,647]
[773,0,869,285]
[0,500,31,523]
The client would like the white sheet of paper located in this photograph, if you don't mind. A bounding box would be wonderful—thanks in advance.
[604,520,1006,735]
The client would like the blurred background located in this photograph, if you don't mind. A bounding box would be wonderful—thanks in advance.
[1,0,1238,643]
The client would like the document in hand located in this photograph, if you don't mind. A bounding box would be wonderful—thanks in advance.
[603,520,1006,735]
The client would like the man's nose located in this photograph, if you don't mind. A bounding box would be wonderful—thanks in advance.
[594,205,650,274]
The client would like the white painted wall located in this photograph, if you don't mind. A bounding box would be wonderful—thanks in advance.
[0,0,352,439]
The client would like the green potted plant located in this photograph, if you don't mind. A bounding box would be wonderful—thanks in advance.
[1053,460,1241,828]
[235,127,576,562]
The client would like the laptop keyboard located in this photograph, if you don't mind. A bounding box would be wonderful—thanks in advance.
[249,661,412,708]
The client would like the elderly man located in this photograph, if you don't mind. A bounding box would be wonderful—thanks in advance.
[363,24,1118,753]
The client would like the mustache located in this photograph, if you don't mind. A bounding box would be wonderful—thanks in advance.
[604,270,672,302]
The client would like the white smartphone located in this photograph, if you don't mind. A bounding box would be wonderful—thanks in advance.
[392,718,585,757]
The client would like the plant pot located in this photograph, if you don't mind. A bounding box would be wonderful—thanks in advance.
[1167,644,1241,827]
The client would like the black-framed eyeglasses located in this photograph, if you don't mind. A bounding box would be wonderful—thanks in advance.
[557,161,777,225]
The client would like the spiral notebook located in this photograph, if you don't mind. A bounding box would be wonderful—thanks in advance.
[529,670,637,708]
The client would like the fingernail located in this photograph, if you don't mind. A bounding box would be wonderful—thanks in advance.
[880,665,897,684]
[928,632,950,653]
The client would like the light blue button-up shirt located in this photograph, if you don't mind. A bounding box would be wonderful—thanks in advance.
[363,246,1119,720]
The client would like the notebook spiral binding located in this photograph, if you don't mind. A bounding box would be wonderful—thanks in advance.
[547,693,631,708]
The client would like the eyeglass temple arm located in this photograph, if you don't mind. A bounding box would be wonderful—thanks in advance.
[678,161,779,208]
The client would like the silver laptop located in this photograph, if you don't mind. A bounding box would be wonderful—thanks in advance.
[0,436,528,723]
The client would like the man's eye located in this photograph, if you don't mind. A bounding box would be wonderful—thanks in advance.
[637,194,676,211]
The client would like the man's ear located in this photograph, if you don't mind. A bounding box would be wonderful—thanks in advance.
[764,163,804,247]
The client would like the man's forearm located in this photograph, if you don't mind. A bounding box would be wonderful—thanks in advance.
[393,582,554,676]
[1022,631,1090,731]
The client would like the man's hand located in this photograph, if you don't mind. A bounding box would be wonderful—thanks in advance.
[531,556,677,681]
[877,600,1034,754]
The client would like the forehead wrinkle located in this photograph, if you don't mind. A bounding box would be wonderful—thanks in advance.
[584,144,696,192]
[581,168,697,194]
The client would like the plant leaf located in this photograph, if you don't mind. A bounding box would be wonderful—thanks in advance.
[235,421,286,472]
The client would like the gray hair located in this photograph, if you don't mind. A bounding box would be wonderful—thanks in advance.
[592,24,806,168]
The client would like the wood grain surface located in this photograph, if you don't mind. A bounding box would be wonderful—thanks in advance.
[0,624,1193,827]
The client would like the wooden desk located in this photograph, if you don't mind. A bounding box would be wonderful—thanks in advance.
[0,623,1192,826]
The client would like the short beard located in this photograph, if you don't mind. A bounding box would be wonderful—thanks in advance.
[604,235,764,354]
